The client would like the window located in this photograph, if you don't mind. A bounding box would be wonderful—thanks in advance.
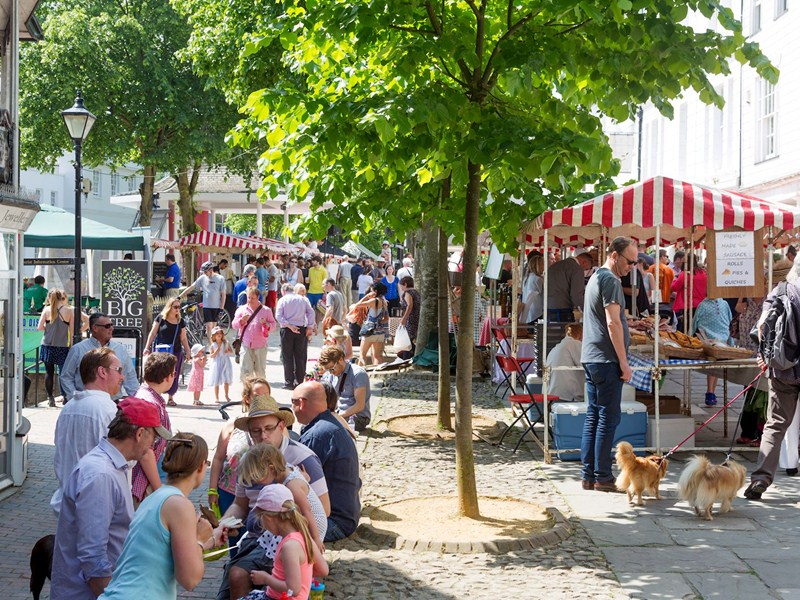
[755,78,778,162]
[111,173,119,196]
[92,170,101,197]
[776,0,788,17]
[34,188,42,201]
[752,0,762,33]
[50,191,57,205]
[127,177,137,192]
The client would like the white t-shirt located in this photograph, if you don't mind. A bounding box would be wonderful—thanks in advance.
[545,336,585,401]
[193,273,226,308]
[357,273,374,295]
[397,266,414,280]
[327,262,339,280]
[266,264,281,292]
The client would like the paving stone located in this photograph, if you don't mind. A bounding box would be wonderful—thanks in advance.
[684,572,777,600]
[602,547,750,573]
[582,516,673,547]
[656,516,757,531]
[776,589,800,600]
[669,528,775,548]
[617,573,698,599]
[739,560,800,590]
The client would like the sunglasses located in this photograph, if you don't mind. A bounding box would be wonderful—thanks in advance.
[94,323,114,329]
[621,255,637,266]
[105,365,123,373]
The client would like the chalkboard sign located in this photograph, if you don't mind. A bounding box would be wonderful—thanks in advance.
[152,261,167,284]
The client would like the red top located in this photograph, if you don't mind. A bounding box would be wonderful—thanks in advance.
[267,532,313,600]
[671,270,707,312]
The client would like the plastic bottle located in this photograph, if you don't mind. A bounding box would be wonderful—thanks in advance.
[310,579,325,600]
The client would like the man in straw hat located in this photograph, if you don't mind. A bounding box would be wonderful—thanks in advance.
[216,394,328,600]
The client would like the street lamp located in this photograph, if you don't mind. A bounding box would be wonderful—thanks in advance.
[61,91,96,342]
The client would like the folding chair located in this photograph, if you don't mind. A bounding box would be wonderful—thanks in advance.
[495,355,560,453]
[492,328,536,398]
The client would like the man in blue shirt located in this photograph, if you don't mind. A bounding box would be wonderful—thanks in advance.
[233,264,257,306]
[292,380,361,541]
[162,254,181,298]
[51,397,171,600]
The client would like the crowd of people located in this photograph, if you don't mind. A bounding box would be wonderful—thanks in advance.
[39,245,417,599]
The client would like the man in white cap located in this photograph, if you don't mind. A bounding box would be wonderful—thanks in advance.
[178,260,226,344]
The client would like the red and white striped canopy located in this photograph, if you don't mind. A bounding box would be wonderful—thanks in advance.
[175,231,267,252]
[525,176,800,246]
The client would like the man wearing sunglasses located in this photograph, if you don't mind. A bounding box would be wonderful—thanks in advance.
[60,313,139,403]
[580,236,636,494]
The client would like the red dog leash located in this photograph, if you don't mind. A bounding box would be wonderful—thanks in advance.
[657,366,767,462]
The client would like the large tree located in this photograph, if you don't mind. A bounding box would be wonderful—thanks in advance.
[188,0,775,517]
[19,0,243,227]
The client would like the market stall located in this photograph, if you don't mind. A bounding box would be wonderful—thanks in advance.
[522,175,800,460]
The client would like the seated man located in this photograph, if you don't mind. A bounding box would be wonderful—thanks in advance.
[292,381,361,542]
[318,346,371,432]
[545,323,584,402]
[216,395,328,600]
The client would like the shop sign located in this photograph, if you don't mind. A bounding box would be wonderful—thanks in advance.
[714,231,755,287]
[101,260,148,341]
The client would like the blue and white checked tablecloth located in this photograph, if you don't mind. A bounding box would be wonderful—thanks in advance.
[627,353,707,392]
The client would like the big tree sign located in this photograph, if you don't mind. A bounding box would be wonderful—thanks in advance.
[101,260,148,370]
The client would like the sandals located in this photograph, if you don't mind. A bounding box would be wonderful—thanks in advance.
[193,400,205,406]
[167,398,178,407]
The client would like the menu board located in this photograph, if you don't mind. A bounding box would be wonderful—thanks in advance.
[714,231,755,287]
[705,229,764,300]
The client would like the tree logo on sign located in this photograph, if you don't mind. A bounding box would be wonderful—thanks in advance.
[103,266,145,318]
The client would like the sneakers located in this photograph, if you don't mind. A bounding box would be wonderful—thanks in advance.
[705,392,718,407]
[744,480,767,500]
[787,468,798,476]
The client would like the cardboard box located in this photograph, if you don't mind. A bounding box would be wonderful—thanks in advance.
[635,393,683,416]
[647,415,695,449]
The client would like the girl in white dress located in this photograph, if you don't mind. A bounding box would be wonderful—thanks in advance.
[208,326,234,402]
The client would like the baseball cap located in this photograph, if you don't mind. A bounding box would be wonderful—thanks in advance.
[118,397,173,439]
[255,484,295,513]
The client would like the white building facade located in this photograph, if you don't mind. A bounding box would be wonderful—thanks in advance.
[621,1,799,205]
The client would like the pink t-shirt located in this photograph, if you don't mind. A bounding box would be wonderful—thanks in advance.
[267,531,313,600]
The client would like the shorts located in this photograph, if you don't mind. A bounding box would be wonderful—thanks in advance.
[202,307,221,323]
[307,293,323,308]
[362,333,385,343]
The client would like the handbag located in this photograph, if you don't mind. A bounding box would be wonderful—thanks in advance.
[234,305,263,352]
[360,319,376,336]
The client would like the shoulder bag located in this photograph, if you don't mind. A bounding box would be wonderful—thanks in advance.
[233,305,263,353]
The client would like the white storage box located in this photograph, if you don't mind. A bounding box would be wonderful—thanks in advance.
[646,415,695,450]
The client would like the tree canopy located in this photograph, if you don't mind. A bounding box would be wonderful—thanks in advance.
[19,0,243,225]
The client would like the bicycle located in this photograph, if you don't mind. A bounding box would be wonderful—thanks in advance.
[181,301,231,347]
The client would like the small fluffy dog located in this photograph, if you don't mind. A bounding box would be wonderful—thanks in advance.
[615,441,669,506]
[678,455,747,520]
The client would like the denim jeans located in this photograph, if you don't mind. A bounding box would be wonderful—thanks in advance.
[581,362,624,483]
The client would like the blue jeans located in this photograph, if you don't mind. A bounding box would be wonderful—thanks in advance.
[324,518,349,542]
[581,362,623,483]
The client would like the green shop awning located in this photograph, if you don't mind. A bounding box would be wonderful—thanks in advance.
[23,204,145,251]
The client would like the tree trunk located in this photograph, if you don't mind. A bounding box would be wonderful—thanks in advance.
[137,164,157,227]
[437,176,452,430]
[175,164,200,283]
[437,221,452,431]
[455,160,481,518]
[414,218,438,356]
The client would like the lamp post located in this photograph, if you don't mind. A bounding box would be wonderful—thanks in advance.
[61,91,96,342]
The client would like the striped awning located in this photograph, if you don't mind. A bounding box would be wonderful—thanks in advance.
[176,231,268,251]
[525,176,800,246]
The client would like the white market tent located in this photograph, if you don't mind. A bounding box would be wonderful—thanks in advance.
[521,175,800,459]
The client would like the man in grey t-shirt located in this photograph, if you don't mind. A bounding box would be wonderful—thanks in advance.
[580,236,635,493]
[178,261,226,344]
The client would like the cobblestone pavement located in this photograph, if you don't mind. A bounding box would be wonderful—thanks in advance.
[1,334,632,600]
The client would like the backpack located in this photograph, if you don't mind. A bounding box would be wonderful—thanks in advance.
[751,281,800,371]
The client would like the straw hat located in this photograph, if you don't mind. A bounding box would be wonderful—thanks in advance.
[234,394,295,431]
[327,325,348,340]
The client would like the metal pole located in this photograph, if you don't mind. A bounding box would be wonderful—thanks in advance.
[74,139,82,343]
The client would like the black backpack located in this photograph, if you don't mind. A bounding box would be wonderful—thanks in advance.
[751,281,800,371]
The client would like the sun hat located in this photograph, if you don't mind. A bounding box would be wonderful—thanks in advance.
[382,240,390,246]
[234,394,295,431]
[327,325,348,340]
[211,326,225,337]
[118,397,173,439]
[255,484,295,513]
[190,343,205,357]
